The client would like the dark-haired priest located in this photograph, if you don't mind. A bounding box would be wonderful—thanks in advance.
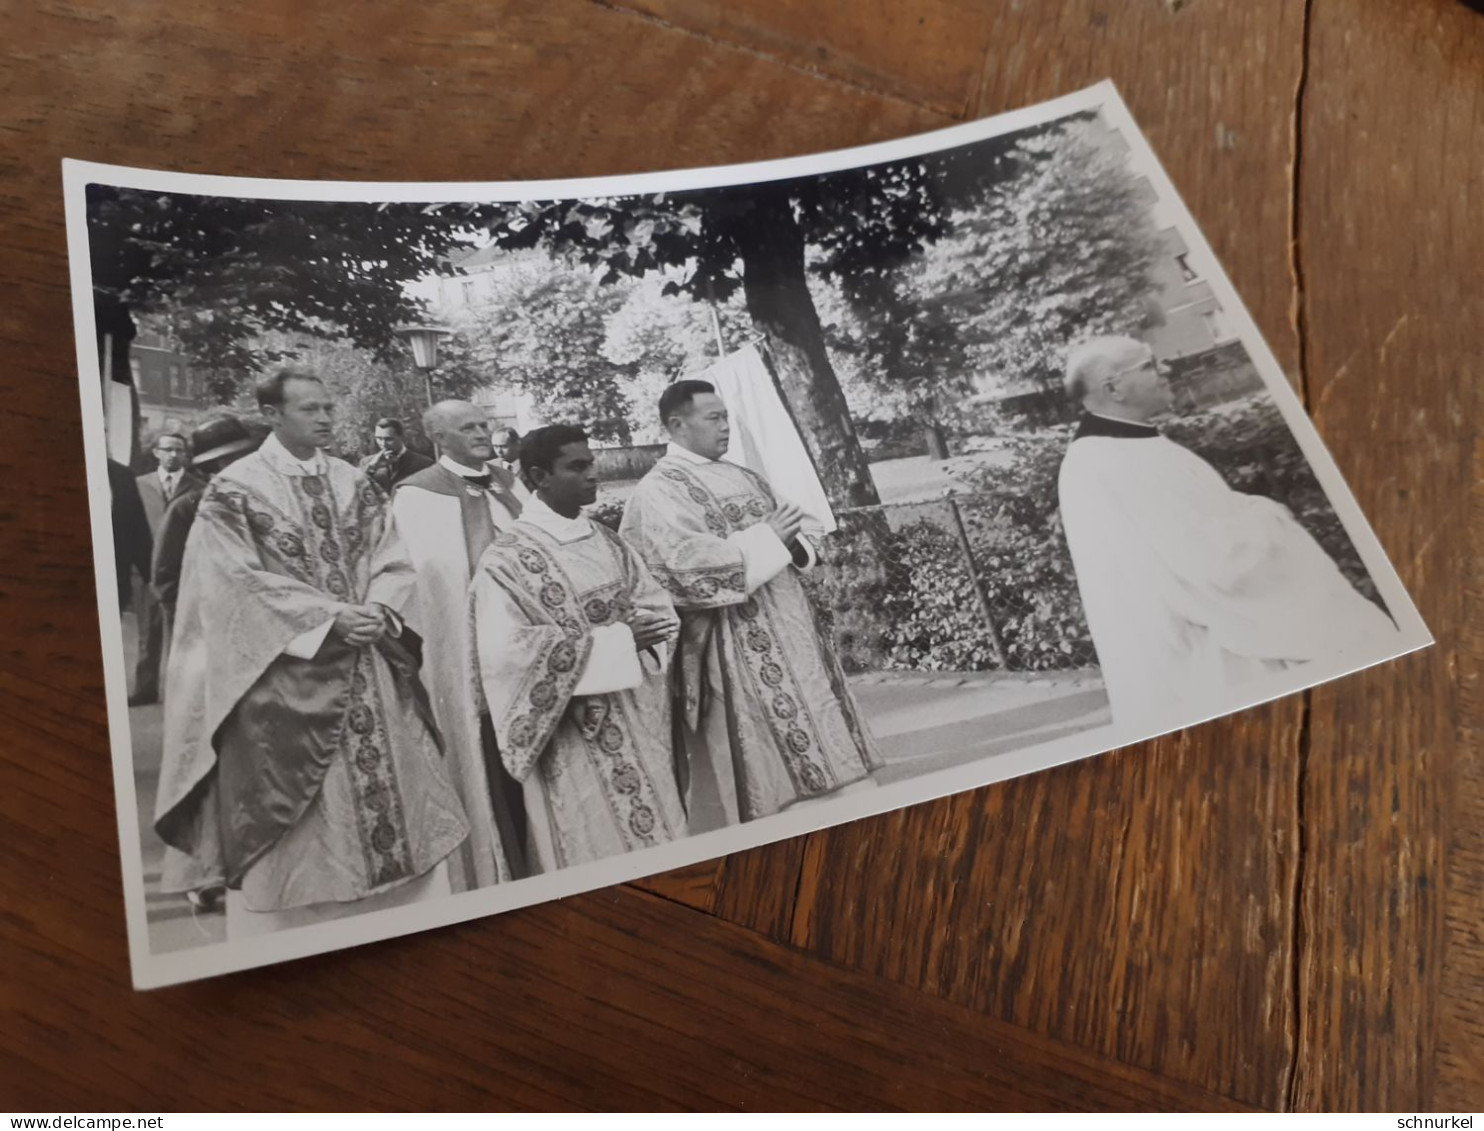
[473,424,686,872]
[620,380,881,832]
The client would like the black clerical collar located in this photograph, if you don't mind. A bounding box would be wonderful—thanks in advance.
[1074,413,1161,440]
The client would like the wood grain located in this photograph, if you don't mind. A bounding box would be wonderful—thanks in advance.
[1294,0,1483,1110]
[760,0,1312,1109]
[7,885,1256,1111]
[591,0,998,115]
[0,0,1477,1112]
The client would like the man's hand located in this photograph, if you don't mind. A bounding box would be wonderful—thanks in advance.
[627,609,679,651]
[764,502,805,547]
[332,604,388,647]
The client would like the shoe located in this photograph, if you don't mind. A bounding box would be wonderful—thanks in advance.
[187,885,226,914]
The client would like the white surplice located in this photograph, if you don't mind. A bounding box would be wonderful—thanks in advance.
[392,455,524,892]
[1057,419,1398,727]
[472,497,686,873]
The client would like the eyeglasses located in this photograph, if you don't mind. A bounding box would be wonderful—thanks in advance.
[1107,357,1167,383]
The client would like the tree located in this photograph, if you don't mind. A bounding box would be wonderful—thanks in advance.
[466,169,950,509]
[246,330,486,459]
[85,187,478,413]
[455,258,642,444]
[817,116,1163,458]
[458,121,1066,508]
[924,120,1165,402]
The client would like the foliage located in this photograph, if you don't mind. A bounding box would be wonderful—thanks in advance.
[86,187,478,397]
[454,258,640,444]
[804,476,1096,675]
[814,117,1163,456]
[215,331,474,459]
[450,146,1012,508]
[928,119,1166,402]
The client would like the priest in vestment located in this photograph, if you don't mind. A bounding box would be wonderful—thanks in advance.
[1057,335,1398,728]
[620,380,881,830]
[393,400,524,888]
[154,369,468,938]
[473,424,686,872]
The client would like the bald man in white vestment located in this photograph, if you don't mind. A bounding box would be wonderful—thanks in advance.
[1056,335,1397,728]
[392,400,524,887]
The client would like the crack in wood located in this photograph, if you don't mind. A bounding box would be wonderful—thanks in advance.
[1283,0,1317,1113]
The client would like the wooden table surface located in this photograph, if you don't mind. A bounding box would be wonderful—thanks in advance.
[2,0,1479,1112]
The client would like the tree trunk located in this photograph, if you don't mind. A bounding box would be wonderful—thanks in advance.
[924,420,950,462]
[725,188,882,512]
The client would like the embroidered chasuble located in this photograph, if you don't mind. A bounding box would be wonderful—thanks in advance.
[393,461,524,890]
[473,503,685,872]
[154,439,468,915]
[620,448,881,826]
[1058,415,1399,727]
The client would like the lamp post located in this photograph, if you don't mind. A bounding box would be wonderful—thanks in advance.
[393,323,452,407]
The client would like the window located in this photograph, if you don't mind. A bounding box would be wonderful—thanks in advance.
[1175,254,1199,282]
[462,280,476,303]
[168,362,187,398]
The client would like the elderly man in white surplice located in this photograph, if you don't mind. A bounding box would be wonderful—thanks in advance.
[620,380,881,833]
[1056,335,1398,728]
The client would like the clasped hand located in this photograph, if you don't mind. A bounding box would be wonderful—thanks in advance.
[332,603,390,647]
[626,608,679,651]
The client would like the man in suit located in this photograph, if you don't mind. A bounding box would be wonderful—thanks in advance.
[149,414,264,915]
[152,416,264,624]
[359,417,434,493]
[130,432,204,706]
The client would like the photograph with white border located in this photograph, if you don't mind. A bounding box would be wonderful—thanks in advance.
[62,81,1430,989]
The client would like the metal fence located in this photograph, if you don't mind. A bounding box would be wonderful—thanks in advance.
[802,492,1099,676]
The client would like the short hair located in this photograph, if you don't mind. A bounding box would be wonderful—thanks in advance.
[373,417,404,435]
[421,400,480,439]
[497,426,521,444]
[658,379,716,426]
[1062,335,1150,402]
[255,367,325,409]
[152,431,188,450]
[520,424,590,479]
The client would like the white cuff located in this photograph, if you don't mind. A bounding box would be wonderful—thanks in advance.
[283,618,335,660]
[729,523,792,594]
[573,623,643,695]
[791,533,818,571]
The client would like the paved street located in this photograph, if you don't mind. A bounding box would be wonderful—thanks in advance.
[122,605,1106,954]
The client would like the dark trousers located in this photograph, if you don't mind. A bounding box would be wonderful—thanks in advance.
[132,582,165,702]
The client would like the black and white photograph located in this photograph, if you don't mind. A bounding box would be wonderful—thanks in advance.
[64,82,1429,988]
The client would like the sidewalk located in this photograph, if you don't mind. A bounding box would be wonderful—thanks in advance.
[849,667,1110,783]
[125,590,1106,956]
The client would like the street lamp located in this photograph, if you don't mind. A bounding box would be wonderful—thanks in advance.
[393,323,453,406]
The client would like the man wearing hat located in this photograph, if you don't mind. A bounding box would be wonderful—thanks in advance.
[151,416,264,629]
[148,414,263,915]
